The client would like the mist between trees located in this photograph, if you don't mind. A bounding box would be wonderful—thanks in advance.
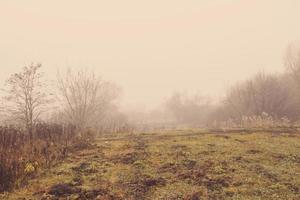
[0,44,300,192]
[1,44,300,134]
[128,43,300,130]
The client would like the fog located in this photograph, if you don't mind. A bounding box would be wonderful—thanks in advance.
[3,1,300,196]
[1,1,300,110]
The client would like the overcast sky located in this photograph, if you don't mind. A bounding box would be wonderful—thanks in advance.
[1,0,300,110]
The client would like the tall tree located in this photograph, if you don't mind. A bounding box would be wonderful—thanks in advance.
[4,63,48,141]
[57,69,120,134]
[285,43,300,82]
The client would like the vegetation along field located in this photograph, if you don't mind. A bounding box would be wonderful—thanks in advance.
[2,129,300,200]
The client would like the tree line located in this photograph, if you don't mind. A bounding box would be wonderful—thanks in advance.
[163,44,300,128]
[0,66,129,140]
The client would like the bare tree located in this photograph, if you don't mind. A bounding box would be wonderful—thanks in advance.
[221,72,295,121]
[57,69,120,134]
[285,43,300,82]
[3,63,48,141]
[165,92,212,126]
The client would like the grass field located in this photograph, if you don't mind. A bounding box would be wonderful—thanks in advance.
[1,129,300,200]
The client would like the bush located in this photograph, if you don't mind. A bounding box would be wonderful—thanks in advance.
[0,123,80,192]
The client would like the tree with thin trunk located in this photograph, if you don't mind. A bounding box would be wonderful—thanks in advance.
[285,43,300,82]
[3,63,48,142]
[57,69,120,134]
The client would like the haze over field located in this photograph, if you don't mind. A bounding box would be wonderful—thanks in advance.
[3,2,300,199]
[1,1,300,109]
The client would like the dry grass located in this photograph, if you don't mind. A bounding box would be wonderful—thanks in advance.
[2,129,300,200]
[0,124,78,192]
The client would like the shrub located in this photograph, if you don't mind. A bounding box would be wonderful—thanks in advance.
[0,123,80,192]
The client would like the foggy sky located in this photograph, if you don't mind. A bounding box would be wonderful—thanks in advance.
[1,0,300,110]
